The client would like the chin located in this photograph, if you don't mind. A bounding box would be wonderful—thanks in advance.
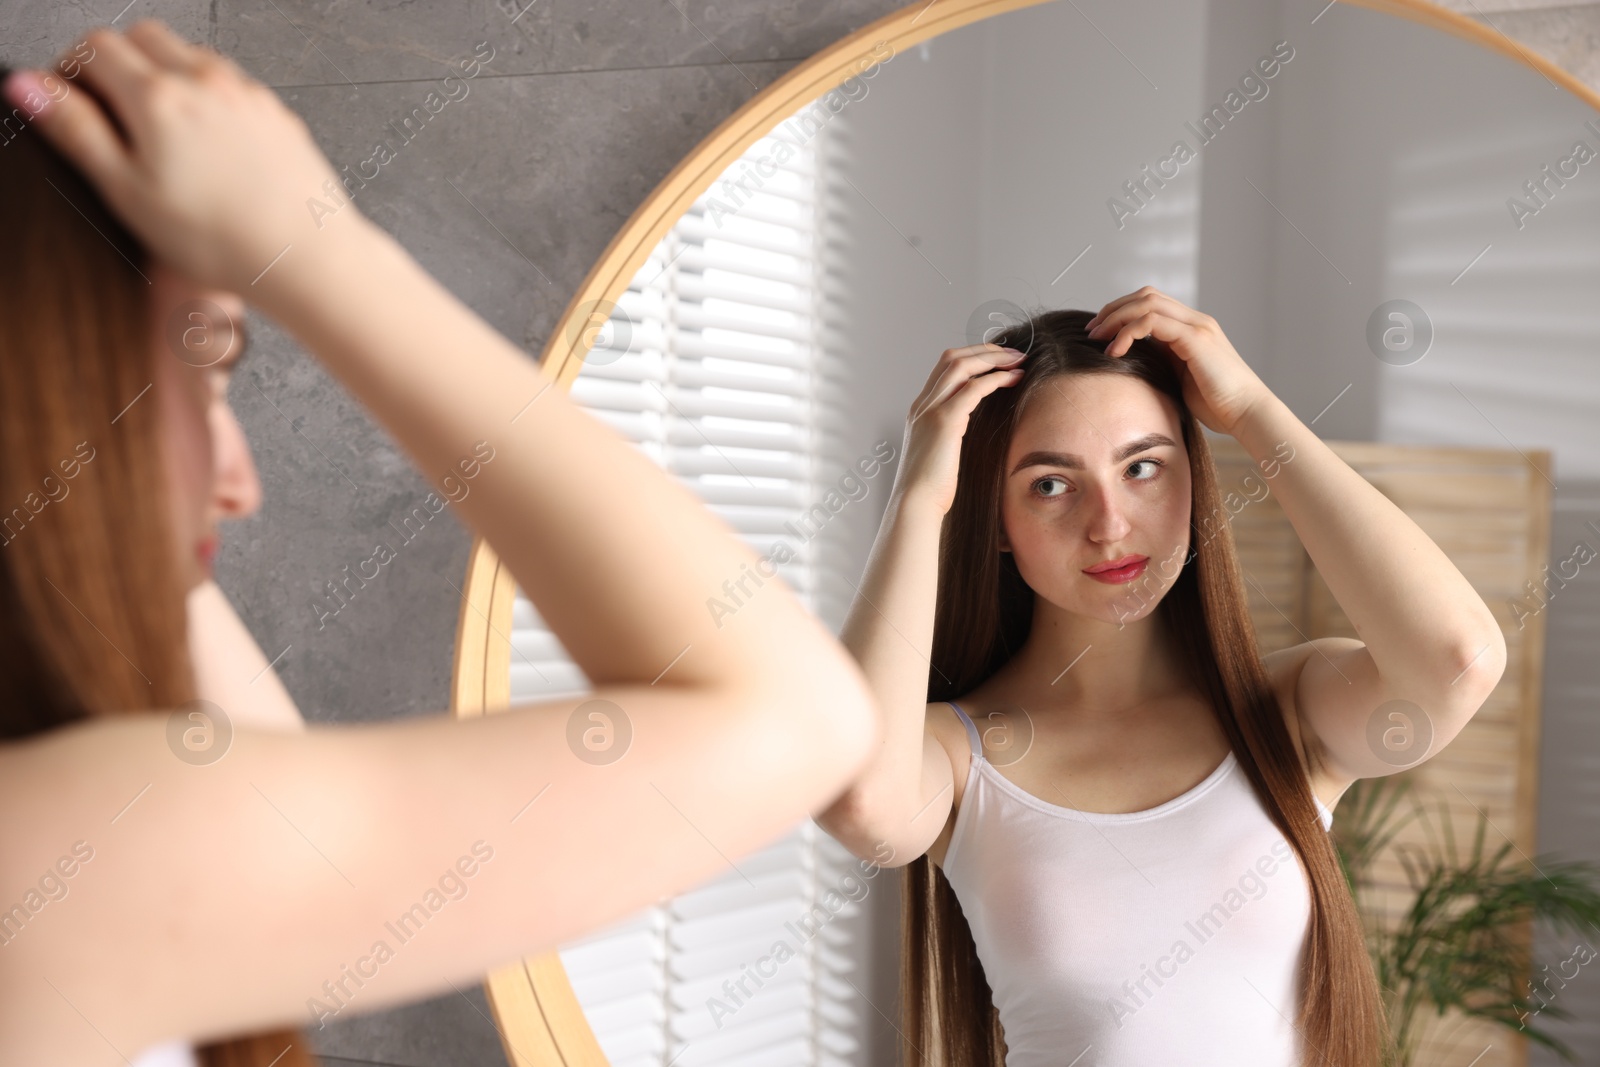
[1079,583,1163,624]
[179,555,209,592]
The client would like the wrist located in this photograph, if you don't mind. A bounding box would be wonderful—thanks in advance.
[1224,380,1277,439]
[243,211,397,327]
[1228,385,1296,467]
[889,485,949,524]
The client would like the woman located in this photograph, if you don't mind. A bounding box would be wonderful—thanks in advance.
[0,21,881,1067]
[817,298,1507,1065]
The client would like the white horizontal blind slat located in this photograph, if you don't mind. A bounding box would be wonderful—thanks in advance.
[506,127,862,1065]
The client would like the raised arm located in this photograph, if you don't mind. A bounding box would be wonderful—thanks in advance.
[817,344,1027,867]
[1226,385,1506,781]
[1084,287,1507,786]
[186,579,306,733]
[0,22,880,1062]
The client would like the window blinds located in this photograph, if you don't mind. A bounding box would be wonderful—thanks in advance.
[504,125,871,1066]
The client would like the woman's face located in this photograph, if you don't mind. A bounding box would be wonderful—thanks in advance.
[151,262,262,592]
[999,372,1192,626]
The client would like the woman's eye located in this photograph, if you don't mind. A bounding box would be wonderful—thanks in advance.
[1129,458,1163,480]
[1032,475,1068,498]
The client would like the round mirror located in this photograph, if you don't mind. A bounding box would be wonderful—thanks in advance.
[454,0,1600,1063]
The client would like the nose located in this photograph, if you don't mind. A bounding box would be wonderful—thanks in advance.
[1083,478,1132,545]
[211,402,263,520]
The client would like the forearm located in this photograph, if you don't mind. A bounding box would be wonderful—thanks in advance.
[1229,390,1504,693]
[825,490,945,834]
[186,579,306,732]
[249,219,838,697]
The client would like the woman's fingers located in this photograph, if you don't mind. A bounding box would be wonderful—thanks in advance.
[57,28,168,141]
[126,20,247,87]
[908,345,990,418]
[1085,286,1164,331]
[1,18,212,195]
[1087,286,1207,339]
[1105,310,1179,357]
[1085,289,1147,332]
[896,342,1025,514]
[911,345,1023,421]
[9,21,353,294]
[2,70,130,197]
[124,18,211,74]
[949,360,1025,415]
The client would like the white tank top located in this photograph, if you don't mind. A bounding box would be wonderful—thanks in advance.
[938,700,1333,1067]
[130,1040,199,1067]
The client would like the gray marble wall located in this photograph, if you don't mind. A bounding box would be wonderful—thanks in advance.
[5,2,1598,1065]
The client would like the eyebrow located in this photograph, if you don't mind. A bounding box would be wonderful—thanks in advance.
[1009,432,1179,476]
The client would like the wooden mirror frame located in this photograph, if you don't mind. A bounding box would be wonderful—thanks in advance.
[448,1,1600,1063]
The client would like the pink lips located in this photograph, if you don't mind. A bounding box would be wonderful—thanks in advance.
[197,536,218,568]
[1082,554,1148,584]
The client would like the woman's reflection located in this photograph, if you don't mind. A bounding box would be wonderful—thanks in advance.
[818,292,1506,1066]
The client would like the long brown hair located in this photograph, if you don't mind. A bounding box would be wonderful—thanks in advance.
[0,66,320,1067]
[899,308,1392,1066]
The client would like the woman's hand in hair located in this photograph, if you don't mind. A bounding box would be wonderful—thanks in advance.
[1,20,361,296]
[1084,286,1270,438]
[893,343,1027,516]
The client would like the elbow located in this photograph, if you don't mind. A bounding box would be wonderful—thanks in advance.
[812,729,883,828]
[1443,627,1507,715]
[815,784,908,867]
[800,657,885,784]
[798,686,881,806]
[740,658,882,818]
[814,790,868,853]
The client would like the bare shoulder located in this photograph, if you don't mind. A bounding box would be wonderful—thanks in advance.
[923,699,976,870]
[1261,643,1357,818]
[925,701,972,798]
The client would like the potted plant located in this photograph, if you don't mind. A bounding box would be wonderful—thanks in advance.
[1331,774,1600,1065]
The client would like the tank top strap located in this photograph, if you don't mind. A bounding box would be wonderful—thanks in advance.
[945,701,983,759]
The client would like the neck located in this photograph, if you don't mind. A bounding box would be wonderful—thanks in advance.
[1004,597,1190,719]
